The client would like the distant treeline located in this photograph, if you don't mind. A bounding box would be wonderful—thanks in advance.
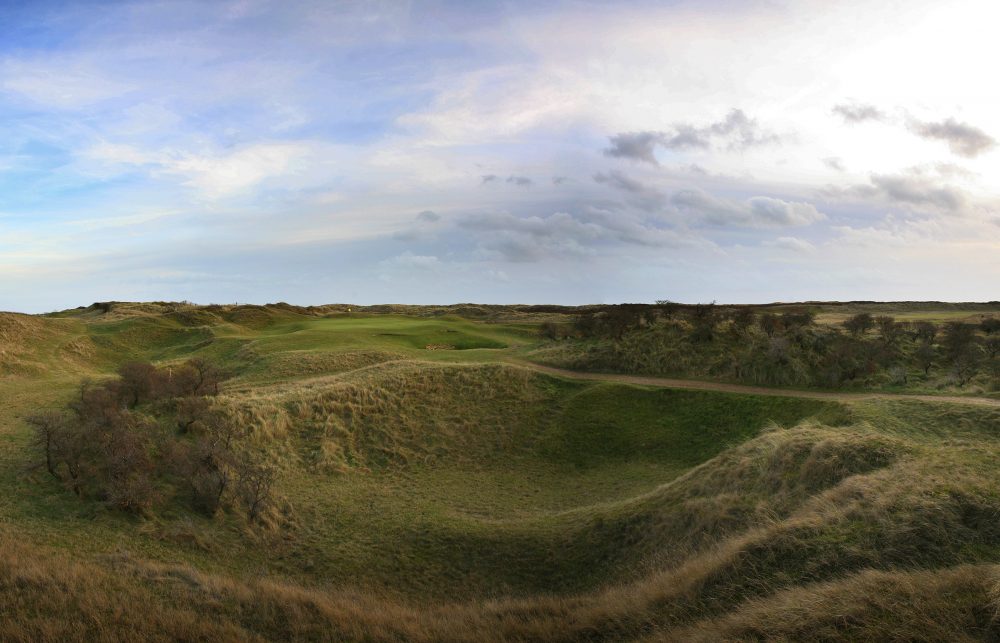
[538,302,1000,390]
[64,299,1000,321]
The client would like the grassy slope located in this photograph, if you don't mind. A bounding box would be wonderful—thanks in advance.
[2,303,1000,639]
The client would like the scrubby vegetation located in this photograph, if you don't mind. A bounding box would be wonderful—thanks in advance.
[27,359,279,523]
[533,302,1000,393]
[1,300,1000,640]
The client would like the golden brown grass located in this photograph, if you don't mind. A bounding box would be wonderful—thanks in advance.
[2,413,1000,641]
[219,361,551,471]
[6,532,998,642]
[671,565,999,642]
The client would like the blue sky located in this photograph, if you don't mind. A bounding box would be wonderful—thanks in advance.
[1,0,999,312]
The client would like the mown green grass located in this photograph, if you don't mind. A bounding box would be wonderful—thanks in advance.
[541,384,848,468]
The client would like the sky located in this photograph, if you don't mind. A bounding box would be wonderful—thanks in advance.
[1,0,999,312]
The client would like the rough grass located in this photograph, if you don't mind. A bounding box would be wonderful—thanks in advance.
[671,565,999,642]
[3,302,1000,639]
[219,361,557,471]
[0,313,96,377]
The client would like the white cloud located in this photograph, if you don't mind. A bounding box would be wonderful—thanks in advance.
[381,252,441,270]
[395,65,585,145]
[1,58,134,108]
[764,236,815,252]
[168,143,312,197]
[85,141,320,198]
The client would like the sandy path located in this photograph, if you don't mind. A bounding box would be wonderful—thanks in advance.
[513,361,1000,408]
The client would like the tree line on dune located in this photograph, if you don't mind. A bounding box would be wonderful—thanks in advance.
[27,359,276,522]
[540,303,1000,390]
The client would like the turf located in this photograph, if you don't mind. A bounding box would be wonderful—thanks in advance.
[1,301,1000,639]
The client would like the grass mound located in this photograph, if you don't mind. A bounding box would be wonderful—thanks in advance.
[0,313,94,377]
[219,361,557,471]
[164,308,225,327]
[223,305,301,329]
[676,565,999,642]
[87,317,216,361]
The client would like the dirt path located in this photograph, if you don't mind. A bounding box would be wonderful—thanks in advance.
[512,361,1000,408]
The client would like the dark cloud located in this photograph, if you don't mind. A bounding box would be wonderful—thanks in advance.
[481,174,498,183]
[869,173,966,211]
[593,170,666,211]
[393,210,442,240]
[659,124,711,151]
[603,110,779,165]
[603,131,663,164]
[909,117,995,158]
[701,109,780,150]
[552,176,569,185]
[747,197,825,226]
[823,157,846,172]
[457,208,687,262]
[824,170,968,213]
[832,102,885,123]
[672,189,825,227]
[830,105,994,157]
[506,175,533,186]
[593,170,647,194]
[930,163,977,179]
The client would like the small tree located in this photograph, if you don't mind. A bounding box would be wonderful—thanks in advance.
[573,312,599,338]
[539,321,561,340]
[758,313,783,338]
[235,455,276,523]
[117,361,160,408]
[185,358,225,396]
[27,411,69,478]
[655,300,680,320]
[981,317,1000,335]
[915,341,936,376]
[730,307,756,334]
[876,316,904,346]
[952,348,982,386]
[96,414,157,513]
[175,396,212,434]
[781,310,815,330]
[181,439,233,516]
[603,304,647,339]
[914,321,938,343]
[689,302,717,343]
[843,313,874,336]
[985,336,1000,360]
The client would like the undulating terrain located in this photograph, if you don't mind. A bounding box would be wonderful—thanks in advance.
[2,300,1000,641]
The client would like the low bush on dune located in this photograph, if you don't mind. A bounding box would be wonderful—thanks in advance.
[27,359,279,523]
